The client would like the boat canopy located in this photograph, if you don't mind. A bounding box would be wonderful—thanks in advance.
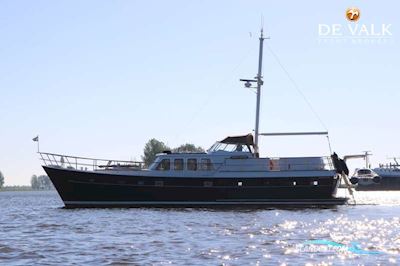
[208,134,254,154]
[220,134,254,146]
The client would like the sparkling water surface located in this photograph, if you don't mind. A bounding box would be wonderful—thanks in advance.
[0,190,399,265]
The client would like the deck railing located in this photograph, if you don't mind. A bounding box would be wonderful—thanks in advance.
[39,152,145,171]
[223,156,334,171]
[39,152,334,173]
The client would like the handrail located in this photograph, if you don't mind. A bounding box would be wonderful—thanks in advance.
[38,151,139,164]
[39,152,145,171]
[39,152,333,172]
[260,131,328,136]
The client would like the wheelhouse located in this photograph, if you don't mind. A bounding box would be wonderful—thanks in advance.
[208,134,255,155]
[149,134,331,173]
[149,134,255,171]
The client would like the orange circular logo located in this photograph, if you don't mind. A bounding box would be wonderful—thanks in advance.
[346,7,360,22]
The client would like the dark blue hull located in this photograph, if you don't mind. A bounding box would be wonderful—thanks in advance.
[43,166,346,208]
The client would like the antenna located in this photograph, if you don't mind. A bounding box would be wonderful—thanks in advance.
[362,151,372,168]
[261,14,264,31]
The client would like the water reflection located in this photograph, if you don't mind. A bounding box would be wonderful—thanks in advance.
[0,190,399,265]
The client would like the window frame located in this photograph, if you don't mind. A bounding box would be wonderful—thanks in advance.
[187,158,198,171]
[200,158,213,171]
[156,159,170,171]
[174,158,184,171]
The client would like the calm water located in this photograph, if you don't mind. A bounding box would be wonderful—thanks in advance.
[0,190,400,265]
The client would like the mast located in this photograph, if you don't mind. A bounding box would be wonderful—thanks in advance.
[242,29,331,157]
[240,29,268,158]
[254,29,265,157]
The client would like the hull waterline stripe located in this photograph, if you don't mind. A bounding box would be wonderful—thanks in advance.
[63,200,347,206]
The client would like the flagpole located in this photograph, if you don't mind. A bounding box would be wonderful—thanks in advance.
[33,135,40,153]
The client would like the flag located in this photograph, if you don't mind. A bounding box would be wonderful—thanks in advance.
[32,136,39,142]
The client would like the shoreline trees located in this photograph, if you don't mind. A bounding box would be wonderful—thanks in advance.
[31,175,53,190]
[141,139,205,167]
[0,170,4,189]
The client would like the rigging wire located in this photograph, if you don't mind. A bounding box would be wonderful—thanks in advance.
[264,43,334,154]
[265,43,329,132]
[172,44,257,143]
[326,135,333,154]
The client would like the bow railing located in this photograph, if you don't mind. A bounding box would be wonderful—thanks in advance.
[39,152,145,171]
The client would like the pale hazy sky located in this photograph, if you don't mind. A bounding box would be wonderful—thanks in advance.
[0,0,399,185]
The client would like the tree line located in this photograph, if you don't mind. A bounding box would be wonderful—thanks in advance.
[0,171,53,190]
[142,139,204,166]
[31,175,53,190]
[0,170,4,189]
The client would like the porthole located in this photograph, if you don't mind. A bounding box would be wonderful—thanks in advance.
[155,181,164,187]
[203,181,213,187]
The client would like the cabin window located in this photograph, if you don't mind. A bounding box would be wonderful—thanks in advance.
[174,159,184,170]
[156,159,170,171]
[187,159,197,171]
[358,169,371,175]
[200,158,213,171]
